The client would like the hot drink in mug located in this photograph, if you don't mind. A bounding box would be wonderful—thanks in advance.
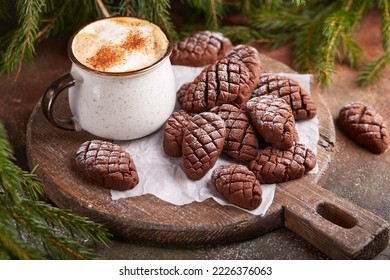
[42,16,176,140]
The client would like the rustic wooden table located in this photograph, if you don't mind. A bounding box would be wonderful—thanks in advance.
[1,10,389,259]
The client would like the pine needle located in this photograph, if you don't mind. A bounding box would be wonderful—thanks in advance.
[381,0,390,53]
[293,23,322,72]
[357,0,390,86]
[1,1,390,86]
[96,0,112,17]
[337,32,364,68]
[0,121,111,259]
[180,0,227,31]
[357,54,390,86]
[0,0,46,76]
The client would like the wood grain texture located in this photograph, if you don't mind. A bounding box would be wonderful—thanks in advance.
[26,54,388,259]
[276,178,389,259]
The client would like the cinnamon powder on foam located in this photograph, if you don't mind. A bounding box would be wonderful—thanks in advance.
[86,29,150,72]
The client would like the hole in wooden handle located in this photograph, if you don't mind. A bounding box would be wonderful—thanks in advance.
[316,202,357,229]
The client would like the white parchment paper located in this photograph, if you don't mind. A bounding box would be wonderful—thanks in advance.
[111,66,319,216]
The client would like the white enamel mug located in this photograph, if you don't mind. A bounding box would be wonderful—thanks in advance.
[42,17,176,140]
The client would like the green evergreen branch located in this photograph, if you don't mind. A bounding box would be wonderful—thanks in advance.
[317,12,345,84]
[357,0,390,86]
[293,23,322,72]
[0,121,111,259]
[21,200,111,246]
[357,54,390,86]
[146,0,178,40]
[350,0,371,30]
[180,0,228,30]
[117,0,178,40]
[36,0,72,42]
[7,205,100,260]
[0,0,45,76]
[118,0,135,16]
[337,32,363,68]
[316,1,355,85]
[380,0,390,54]
[252,8,310,31]
[0,1,390,86]
[0,221,43,260]
[218,25,259,44]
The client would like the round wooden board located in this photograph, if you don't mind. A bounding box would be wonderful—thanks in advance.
[26,54,335,245]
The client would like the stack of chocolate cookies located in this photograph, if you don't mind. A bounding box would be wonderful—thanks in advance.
[164,31,319,210]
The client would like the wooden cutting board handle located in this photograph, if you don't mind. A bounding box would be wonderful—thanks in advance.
[275,178,389,259]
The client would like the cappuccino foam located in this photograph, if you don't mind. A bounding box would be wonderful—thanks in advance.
[71,17,169,72]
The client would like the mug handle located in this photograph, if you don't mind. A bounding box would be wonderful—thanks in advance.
[41,73,78,131]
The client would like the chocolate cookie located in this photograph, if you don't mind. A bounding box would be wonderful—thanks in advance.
[182,112,226,180]
[339,102,389,154]
[245,95,296,150]
[163,110,194,157]
[226,45,263,105]
[211,163,262,210]
[177,57,252,112]
[76,140,139,191]
[170,31,233,67]
[177,45,262,112]
[211,104,259,162]
[252,73,317,120]
[248,142,316,184]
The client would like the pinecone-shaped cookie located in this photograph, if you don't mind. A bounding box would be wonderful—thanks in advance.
[182,112,226,180]
[177,57,252,112]
[211,104,259,162]
[339,102,389,154]
[226,45,263,102]
[170,31,233,67]
[245,95,296,150]
[252,73,317,120]
[211,163,262,210]
[248,142,316,184]
[177,45,261,112]
[76,140,139,191]
[163,110,194,157]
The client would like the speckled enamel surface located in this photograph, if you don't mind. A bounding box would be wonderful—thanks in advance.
[68,58,176,140]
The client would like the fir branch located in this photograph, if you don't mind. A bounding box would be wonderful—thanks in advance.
[217,25,259,44]
[337,32,363,68]
[350,0,371,30]
[36,0,73,41]
[0,0,388,87]
[118,0,134,16]
[317,2,354,85]
[0,121,111,259]
[380,0,390,54]
[209,0,218,28]
[21,200,111,246]
[293,23,322,72]
[0,221,44,260]
[122,0,178,40]
[255,31,296,48]
[357,54,390,86]
[96,0,112,17]
[148,0,178,40]
[7,205,98,260]
[0,124,44,201]
[181,0,228,30]
[357,0,390,86]
[0,0,45,76]
[252,8,310,32]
